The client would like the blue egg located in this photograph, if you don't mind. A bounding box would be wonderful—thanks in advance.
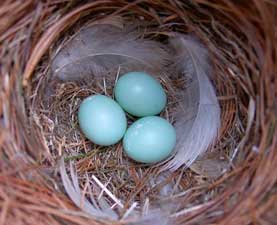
[123,116,176,163]
[78,95,127,146]
[114,72,167,117]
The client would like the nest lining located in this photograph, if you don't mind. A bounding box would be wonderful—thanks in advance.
[27,11,239,220]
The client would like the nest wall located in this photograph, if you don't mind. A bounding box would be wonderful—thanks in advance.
[0,1,276,225]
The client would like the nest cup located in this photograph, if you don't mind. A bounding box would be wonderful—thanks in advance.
[1,1,276,225]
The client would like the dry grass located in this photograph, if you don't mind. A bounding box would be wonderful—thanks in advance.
[0,0,276,224]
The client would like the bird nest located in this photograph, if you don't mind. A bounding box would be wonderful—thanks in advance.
[1,1,276,225]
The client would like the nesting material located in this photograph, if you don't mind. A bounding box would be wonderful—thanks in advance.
[38,17,222,219]
[51,19,220,168]
[1,1,276,225]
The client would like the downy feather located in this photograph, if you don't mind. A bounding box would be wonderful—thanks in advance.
[60,159,118,219]
[164,35,220,171]
[51,22,169,81]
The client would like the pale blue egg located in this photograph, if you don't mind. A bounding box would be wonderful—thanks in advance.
[114,72,167,117]
[123,116,176,163]
[78,95,127,146]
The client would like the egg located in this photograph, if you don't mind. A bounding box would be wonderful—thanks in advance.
[78,95,127,146]
[123,116,176,163]
[114,72,167,117]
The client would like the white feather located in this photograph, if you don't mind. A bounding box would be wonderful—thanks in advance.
[51,23,169,81]
[164,35,221,171]
[60,159,173,223]
[59,159,118,219]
